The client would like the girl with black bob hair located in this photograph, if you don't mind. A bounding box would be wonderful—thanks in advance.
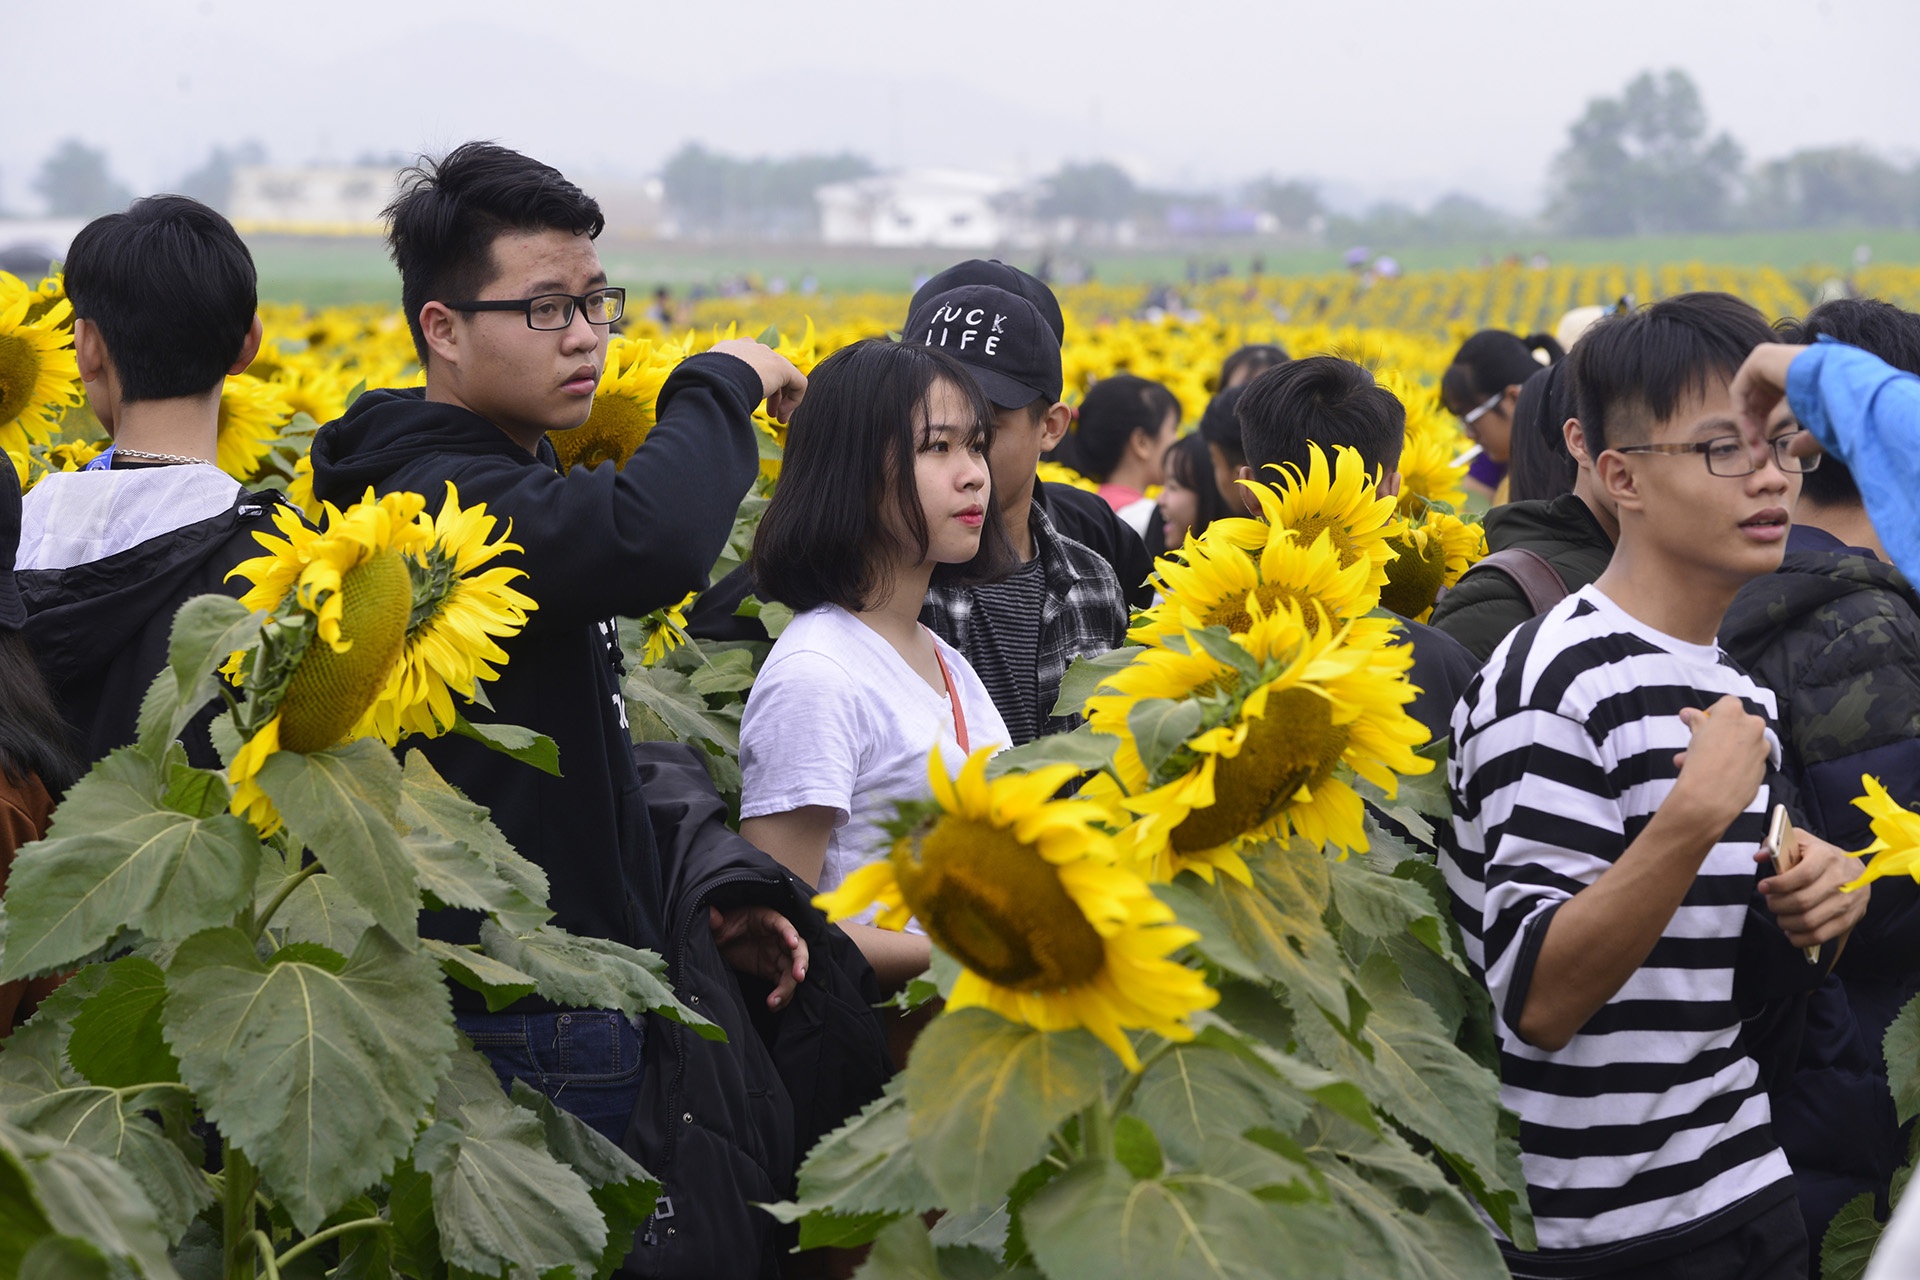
[0,461,81,1034]
[1441,328,1565,503]
[740,339,1016,988]
[1157,432,1232,550]
[1217,342,1290,392]
[1052,374,1180,537]
[1504,360,1579,503]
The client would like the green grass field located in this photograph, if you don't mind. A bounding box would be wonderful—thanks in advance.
[250,227,1920,308]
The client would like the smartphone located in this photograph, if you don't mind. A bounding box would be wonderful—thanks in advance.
[1760,804,1820,964]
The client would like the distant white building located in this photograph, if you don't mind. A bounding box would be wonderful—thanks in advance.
[816,170,1016,248]
[229,166,400,234]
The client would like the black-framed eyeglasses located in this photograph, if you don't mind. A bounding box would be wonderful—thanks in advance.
[444,287,626,331]
[1613,431,1822,477]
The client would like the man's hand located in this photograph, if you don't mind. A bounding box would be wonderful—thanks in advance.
[1670,697,1771,835]
[709,905,809,1010]
[709,338,807,424]
[1759,833,1870,950]
[1729,343,1820,463]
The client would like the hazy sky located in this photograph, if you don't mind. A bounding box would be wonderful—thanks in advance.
[8,0,1918,215]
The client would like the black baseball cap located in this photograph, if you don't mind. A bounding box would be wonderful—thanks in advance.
[0,459,25,631]
[909,259,1064,344]
[906,285,1063,409]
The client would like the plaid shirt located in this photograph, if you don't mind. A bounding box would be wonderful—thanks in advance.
[922,498,1130,746]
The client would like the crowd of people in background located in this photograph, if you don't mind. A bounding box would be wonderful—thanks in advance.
[0,140,1918,1279]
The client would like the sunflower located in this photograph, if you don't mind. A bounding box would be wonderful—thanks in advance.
[225,490,431,832]
[217,374,295,481]
[1377,370,1469,515]
[815,748,1217,1070]
[1379,510,1485,622]
[637,591,696,666]
[548,334,687,472]
[1209,444,1400,590]
[0,292,82,455]
[356,482,536,744]
[1131,525,1376,648]
[1089,612,1430,880]
[1841,776,1920,892]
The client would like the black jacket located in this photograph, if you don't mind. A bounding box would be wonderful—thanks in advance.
[1396,613,1480,746]
[309,354,763,990]
[622,743,891,1280]
[1720,524,1920,1248]
[1430,492,1614,662]
[18,481,291,774]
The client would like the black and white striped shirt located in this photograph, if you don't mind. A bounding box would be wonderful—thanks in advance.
[1443,585,1794,1271]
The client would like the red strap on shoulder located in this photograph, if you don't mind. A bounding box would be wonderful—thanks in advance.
[929,641,971,755]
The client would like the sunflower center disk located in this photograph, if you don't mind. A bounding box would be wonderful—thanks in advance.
[1171,685,1350,853]
[905,816,1107,989]
[278,548,414,753]
[551,395,653,472]
[0,333,42,425]
[1286,516,1359,568]
[1378,533,1449,619]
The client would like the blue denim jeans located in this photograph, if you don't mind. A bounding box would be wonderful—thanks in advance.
[455,1010,645,1146]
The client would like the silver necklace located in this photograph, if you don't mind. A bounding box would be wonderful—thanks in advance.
[113,447,212,466]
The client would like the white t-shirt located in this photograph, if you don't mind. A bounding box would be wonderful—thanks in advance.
[739,605,1009,918]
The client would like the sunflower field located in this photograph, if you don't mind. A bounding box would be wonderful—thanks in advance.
[1,259,1916,1279]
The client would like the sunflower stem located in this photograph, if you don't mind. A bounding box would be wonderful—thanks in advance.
[1080,1095,1113,1162]
[222,1143,258,1280]
[1109,1040,1175,1116]
[251,860,322,942]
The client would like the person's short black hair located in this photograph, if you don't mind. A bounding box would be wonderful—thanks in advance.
[1440,329,1564,413]
[1217,343,1290,392]
[1506,362,1577,502]
[1059,374,1180,480]
[1236,356,1405,478]
[1198,384,1249,468]
[1163,431,1231,538]
[1570,292,1776,455]
[64,195,257,402]
[751,339,1015,612]
[1779,299,1920,507]
[384,142,606,364]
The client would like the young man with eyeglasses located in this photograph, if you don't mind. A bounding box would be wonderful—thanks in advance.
[1443,293,1868,1279]
[309,143,810,1146]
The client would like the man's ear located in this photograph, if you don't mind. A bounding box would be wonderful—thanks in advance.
[1379,468,1403,498]
[420,301,461,371]
[1039,402,1072,452]
[1595,448,1642,513]
[1235,464,1259,515]
[227,314,265,375]
[73,318,108,384]
[1564,418,1592,468]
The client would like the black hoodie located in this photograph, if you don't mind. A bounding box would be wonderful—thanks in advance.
[309,353,763,997]
[17,473,291,774]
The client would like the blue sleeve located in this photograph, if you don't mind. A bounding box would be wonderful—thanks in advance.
[1788,339,1920,582]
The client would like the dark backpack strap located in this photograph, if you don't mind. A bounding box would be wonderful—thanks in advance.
[1467,547,1571,617]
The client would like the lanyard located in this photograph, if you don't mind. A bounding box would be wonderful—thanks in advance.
[927,635,971,755]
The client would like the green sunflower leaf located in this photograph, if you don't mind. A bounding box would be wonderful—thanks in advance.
[903,1010,1107,1210]
[1821,1192,1883,1280]
[1128,698,1204,778]
[986,725,1121,780]
[162,925,454,1233]
[65,958,177,1089]
[1886,992,1920,1125]
[1052,646,1142,719]
[424,939,539,1012]
[0,1119,179,1279]
[257,738,419,942]
[396,749,550,919]
[412,1099,606,1280]
[1020,1155,1346,1280]
[0,748,261,980]
[477,922,722,1038]
[510,1080,660,1276]
[449,711,561,777]
[764,1080,938,1247]
[133,593,258,761]
[1,1085,209,1242]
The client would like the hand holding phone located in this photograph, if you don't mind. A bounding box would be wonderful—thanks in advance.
[1760,804,1820,963]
